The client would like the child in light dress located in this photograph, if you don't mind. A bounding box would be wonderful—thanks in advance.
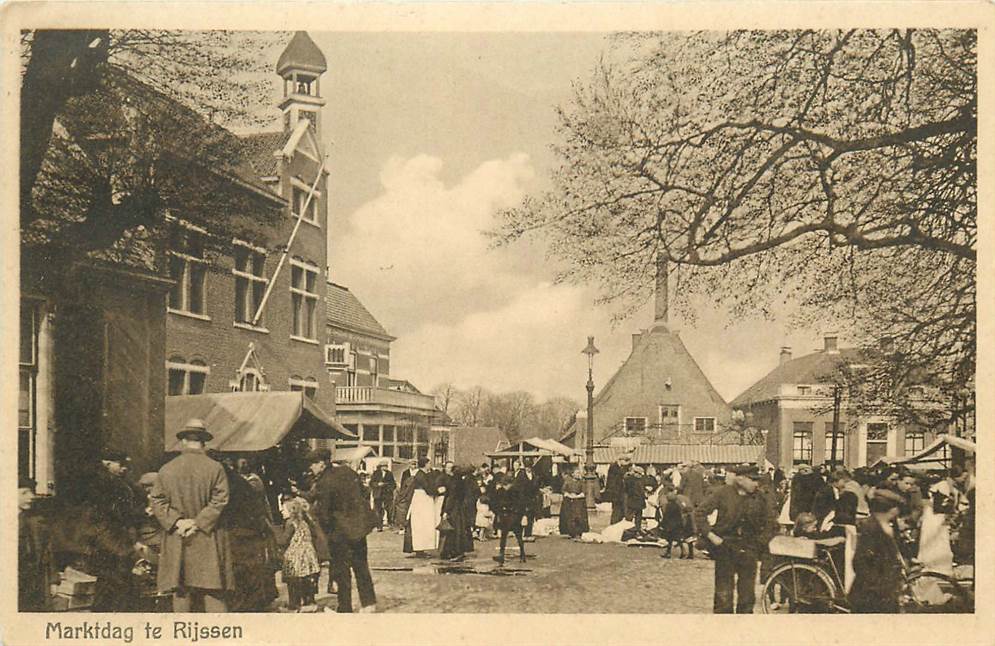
[475,495,495,540]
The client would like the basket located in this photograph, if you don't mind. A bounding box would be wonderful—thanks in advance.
[768,535,817,559]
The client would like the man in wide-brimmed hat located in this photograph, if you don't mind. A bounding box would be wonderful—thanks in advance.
[150,418,233,612]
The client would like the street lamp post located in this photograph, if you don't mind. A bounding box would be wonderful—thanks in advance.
[581,336,600,509]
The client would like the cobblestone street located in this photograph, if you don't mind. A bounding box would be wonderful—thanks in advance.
[305,513,715,613]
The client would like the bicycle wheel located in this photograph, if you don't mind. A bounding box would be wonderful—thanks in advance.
[761,563,840,614]
[902,571,973,613]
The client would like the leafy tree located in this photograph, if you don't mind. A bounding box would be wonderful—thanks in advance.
[21,30,287,287]
[497,29,976,428]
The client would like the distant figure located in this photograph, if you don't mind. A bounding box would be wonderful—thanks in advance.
[558,465,590,539]
[370,461,397,531]
[492,474,527,565]
[404,457,437,556]
[605,455,631,524]
[150,419,233,612]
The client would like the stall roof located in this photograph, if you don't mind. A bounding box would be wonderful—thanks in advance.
[593,444,763,465]
[487,437,578,458]
[334,445,377,462]
[165,391,354,452]
[873,434,976,471]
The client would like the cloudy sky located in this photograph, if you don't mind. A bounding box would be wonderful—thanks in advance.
[273,32,827,403]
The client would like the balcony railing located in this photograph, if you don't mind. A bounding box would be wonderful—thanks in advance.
[335,386,437,412]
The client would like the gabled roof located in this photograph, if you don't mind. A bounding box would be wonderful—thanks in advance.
[731,348,865,407]
[238,130,287,178]
[325,281,395,340]
[276,31,327,75]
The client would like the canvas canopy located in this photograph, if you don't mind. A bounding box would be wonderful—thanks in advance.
[334,445,377,462]
[164,391,354,452]
[873,434,976,471]
[486,437,578,459]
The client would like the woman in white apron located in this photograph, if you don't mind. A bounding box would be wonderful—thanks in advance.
[406,462,438,554]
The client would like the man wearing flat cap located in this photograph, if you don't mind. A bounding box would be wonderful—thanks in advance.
[694,463,768,613]
[369,461,397,531]
[150,418,233,612]
[307,448,378,612]
[90,448,145,611]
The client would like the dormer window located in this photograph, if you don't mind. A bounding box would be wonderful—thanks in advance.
[797,386,812,396]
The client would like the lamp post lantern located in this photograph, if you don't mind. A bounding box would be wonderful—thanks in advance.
[581,336,599,508]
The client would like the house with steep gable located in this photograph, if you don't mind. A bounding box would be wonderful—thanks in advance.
[562,260,733,452]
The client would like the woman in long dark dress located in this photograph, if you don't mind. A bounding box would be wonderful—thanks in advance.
[558,466,589,539]
[439,467,471,561]
[221,460,280,612]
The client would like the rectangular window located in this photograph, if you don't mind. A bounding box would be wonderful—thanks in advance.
[290,260,319,340]
[824,423,846,463]
[792,422,814,465]
[381,444,394,458]
[234,245,268,325]
[289,377,318,400]
[624,417,647,433]
[904,430,925,457]
[398,444,413,459]
[797,386,812,396]
[866,422,889,464]
[397,426,413,443]
[18,301,37,483]
[416,428,429,444]
[659,405,680,425]
[167,233,208,316]
[325,343,352,367]
[166,359,209,396]
[292,186,318,224]
[382,425,396,443]
[694,417,716,433]
[360,425,380,443]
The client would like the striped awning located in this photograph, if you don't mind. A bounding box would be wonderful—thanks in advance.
[593,443,763,466]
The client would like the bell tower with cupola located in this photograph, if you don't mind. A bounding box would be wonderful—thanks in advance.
[276,31,327,139]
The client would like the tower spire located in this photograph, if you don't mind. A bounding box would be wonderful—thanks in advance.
[654,252,669,327]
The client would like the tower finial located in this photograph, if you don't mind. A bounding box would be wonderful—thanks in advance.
[654,252,669,327]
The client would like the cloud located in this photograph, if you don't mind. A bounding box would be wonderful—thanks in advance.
[332,153,816,403]
[332,153,538,336]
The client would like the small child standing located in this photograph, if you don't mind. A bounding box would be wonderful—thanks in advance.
[278,497,321,612]
[475,495,495,540]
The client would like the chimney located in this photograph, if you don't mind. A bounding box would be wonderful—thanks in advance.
[824,333,839,354]
[779,346,792,365]
[654,253,669,327]
[632,332,642,351]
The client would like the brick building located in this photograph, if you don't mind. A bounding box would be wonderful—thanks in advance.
[19,257,171,494]
[731,335,937,470]
[562,260,733,449]
[324,282,439,461]
[164,32,337,416]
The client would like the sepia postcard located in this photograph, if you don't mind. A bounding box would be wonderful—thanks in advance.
[1,1,992,644]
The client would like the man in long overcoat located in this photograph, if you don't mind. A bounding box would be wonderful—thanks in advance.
[605,455,631,524]
[150,419,233,612]
[309,449,377,613]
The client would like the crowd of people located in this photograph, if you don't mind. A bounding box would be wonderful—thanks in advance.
[17,419,976,616]
[17,419,380,614]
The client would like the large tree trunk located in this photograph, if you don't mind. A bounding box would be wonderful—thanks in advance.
[20,29,108,224]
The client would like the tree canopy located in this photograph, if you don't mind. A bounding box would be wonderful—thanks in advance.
[496,29,976,427]
[20,30,287,281]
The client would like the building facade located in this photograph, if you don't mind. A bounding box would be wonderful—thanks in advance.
[562,260,734,449]
[731,335,935,470]
[164,32,337,416]
[324,282,438,461]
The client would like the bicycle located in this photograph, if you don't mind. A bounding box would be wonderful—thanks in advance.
[760,535,972,614]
